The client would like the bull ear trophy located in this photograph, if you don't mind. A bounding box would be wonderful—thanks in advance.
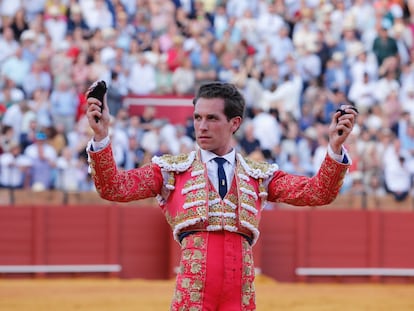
[87,80,107,123]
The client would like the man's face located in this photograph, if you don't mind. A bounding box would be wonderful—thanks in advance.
[193,97,241,156]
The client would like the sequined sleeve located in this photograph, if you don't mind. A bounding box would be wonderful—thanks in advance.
[267,153,349,206]
[88,143,163,202]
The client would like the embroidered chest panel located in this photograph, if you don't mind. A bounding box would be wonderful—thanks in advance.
[153,152,278,245]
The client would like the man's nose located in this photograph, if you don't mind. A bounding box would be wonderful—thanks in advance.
[198,119,208,130]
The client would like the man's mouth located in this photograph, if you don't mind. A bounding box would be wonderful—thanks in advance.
[197,136,211,142]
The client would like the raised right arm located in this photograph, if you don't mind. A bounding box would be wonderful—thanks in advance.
[88,143,163,202]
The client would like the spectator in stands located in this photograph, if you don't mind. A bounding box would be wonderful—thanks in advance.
[106,71,126,117]
[225,0,257,19]
[46,123,68,157]
[127,53,156,95]
[400,86,414,121]
[251,104,282,160]
[348,42,378,84]
[256,1,285,43]
[160,121,183,155]
[383,140,411,202]
[238,121,261,156]
[296,41,322,90]
[138,105,157,132]
[375,64,400,104]
[123,135,146,170]
[271,23,295,71]
[259,58,280,93]
[100,27,119,68]
[10,8,29,41]
[0,78,23,110]
[382,89,403,128]
[175,124,195,153]
[154,59,173,95]
[49,79,79,133]
[2,92,28,144]
[55,146,83,192]
[312,132,330,175]
[19,116,37,152]
[324,51,347,92]
[172,57,195,95]
[297,126,317,176]
[323,88,349,125]
[66,4,90,36]
[282,153,311,177]
[71,51,91,88]
[49,41,73,86]
[0,1,21,22]
[23,0,46,23]
[348,0,376,42]
[19,29,40,68]
[28,88,52,129]
[85,81,357,310]
[24,131,57,191]
[0,26,19,65]
[22,58,52,99]
[364,105,385,137]
[0,141,31,189]
[261,61,303,121]
[66,116,93,156]
[399,122,414,174]
[88,49,111,84]
[0,125,15,154]
[81,0,114,31]
[140,118,165,155]
[390,21,411,66]
[43,5,68,49]
[1,47,31,88]
[192,45,218,88]
[365,169,387,203]
[372,20,399,67]
[348,72,377,114]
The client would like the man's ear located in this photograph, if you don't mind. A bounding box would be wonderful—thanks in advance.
[231,117,242,134]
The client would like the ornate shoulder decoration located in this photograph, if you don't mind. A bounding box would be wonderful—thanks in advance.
[152,151,196,172]
[237,153,278,179]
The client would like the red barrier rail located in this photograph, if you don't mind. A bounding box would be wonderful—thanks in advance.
[1,206,414,282]
[123,95,193,125]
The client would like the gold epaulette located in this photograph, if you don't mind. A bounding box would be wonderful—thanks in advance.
[152,151,196,172]
[237,153,278,179]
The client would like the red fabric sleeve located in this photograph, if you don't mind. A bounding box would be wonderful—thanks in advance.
[267,154,349,206]
[89,144,163,202]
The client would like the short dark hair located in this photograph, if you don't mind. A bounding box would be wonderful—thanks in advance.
[193,82,245,120]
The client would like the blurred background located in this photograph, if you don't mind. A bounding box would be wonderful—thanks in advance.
[0,0,414,284]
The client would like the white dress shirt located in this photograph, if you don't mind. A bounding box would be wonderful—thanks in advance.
[200,149,236,194]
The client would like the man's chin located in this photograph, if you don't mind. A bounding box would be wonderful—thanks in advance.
[197,143,210,150]
[196,139,210,149]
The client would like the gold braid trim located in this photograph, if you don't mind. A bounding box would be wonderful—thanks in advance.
[152,151,196,172]
[237,153,278,179]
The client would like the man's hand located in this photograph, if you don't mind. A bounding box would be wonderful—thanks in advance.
[86,84,110,142]
[328,105,358,154]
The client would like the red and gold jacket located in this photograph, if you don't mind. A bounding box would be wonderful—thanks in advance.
[88,144,349,245]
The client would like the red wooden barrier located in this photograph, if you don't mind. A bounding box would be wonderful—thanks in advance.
[1,206,414,282]
[260,209,414,283]
[124,95,193,125]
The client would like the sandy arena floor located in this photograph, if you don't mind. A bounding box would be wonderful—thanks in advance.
[0,276,414,310]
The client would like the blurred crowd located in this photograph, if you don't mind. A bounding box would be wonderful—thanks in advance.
[0,0,414,203]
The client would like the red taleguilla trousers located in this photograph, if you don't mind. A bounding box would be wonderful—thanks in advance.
[170,231,256,311]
